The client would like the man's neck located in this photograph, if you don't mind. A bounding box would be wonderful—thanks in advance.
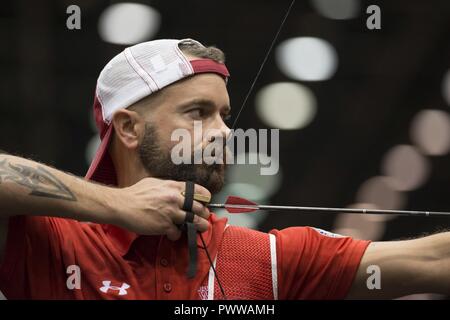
[116,170,148,188]
[111,153,149,188]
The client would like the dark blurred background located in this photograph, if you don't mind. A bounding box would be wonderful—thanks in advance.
[1,0,450,249]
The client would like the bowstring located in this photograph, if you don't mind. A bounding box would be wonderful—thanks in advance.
[209,0,296,300]
[231,0,297,129]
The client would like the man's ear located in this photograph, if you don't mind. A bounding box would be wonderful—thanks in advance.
[111,109,144,150]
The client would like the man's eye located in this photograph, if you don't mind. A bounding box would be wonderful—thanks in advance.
[188,108,204,118]
[222,114,231,121]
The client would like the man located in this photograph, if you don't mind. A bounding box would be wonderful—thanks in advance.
[0,39,448,300]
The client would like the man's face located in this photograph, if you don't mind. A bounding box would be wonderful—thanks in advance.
[137,73,231,194]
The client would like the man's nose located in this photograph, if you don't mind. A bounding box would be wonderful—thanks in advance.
[217,116,232,142]
[204,114,230,141]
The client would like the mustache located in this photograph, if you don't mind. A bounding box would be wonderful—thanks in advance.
[191,143,230,164]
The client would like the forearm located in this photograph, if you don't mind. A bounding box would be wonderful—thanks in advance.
[423,231,450,294]
[348,231,450,299]
[0,154,117,224]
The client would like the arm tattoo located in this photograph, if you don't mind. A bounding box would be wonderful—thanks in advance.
[0,159,77,201]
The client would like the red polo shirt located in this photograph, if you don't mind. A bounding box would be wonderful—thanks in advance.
[0,214,370,299]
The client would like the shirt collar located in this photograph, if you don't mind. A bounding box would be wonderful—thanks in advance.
[102,213,227,257]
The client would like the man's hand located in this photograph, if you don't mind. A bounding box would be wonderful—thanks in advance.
[110,178,211,241]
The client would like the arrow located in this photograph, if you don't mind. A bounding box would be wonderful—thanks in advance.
[207,196,450,217]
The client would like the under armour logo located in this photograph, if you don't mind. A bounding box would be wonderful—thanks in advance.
[99,281,130,296]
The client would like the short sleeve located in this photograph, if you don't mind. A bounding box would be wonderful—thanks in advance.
[271,226,371,300]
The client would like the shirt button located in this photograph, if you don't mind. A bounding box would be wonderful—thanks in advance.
[160,258,169,267]
[163,283,172,293]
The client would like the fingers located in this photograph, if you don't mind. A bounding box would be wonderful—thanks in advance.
[173,210,209,233]
[170,203,210,224]
[193,184,212,201]
[166,224,182,241]
[169,180,211,220]
[165,210,209,241]
[170,180,212,203]
[191,200,210,220]
[165,191,210,231]
[169,191,210,220]
[193,213,210,232]
[166,180,212,235]
[165,216,208,241]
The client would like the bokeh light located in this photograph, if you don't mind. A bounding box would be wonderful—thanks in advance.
[333,212,386,240]
[311,0,360,20]
[410,109,450,156]
[85,135,100,165]
[276,37,338,81]
[98,3,161,45]
[255,82,317,129]
[356,176,406,210]
[442,69,450,106]
[381,145,430,192]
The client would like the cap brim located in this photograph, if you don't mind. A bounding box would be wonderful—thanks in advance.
[85,125,117,186]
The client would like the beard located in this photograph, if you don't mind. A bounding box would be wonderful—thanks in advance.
[138,123,226,194]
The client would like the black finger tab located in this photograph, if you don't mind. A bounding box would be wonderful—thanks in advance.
[186,223,198,278]
[182,181,198,279]
[184,210,195,224]
[182,180,195,212]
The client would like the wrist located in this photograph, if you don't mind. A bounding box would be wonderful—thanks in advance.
[70,181,121,225]
[99,186,124,226]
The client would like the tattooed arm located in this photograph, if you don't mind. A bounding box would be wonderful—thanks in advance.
[0,154,116,221]
[0,153,116,263]
[0,153,211,262]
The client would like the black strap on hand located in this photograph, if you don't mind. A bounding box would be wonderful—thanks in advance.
[182,181,197,278]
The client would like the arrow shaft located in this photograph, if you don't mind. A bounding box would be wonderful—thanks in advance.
[207,203,450,216]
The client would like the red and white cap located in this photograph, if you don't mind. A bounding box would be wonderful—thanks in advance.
[85,39,230,186]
